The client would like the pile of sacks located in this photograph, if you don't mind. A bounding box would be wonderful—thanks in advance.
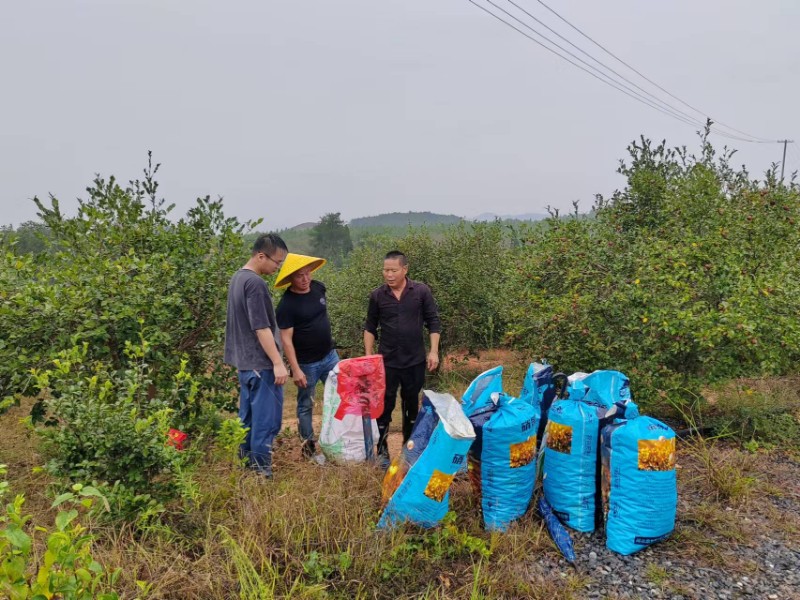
[377,363,678,556]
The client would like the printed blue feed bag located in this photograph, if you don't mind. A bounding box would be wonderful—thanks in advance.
[582,370,632,409]
[379,391,476,529]
[469,392,539,531]
[542,399,602,532]
[462,366,504,415]
[601,416,677,555]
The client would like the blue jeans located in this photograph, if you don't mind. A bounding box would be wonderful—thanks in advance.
[238,369,284,476]
[296,349,339,442]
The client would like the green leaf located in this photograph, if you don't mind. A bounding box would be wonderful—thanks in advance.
[88,560,104,574]
[55,508,79,531]
[52,492,75,508]
[4,525,31,553]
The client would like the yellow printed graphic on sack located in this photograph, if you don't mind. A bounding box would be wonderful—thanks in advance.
[423,469,455,502]
[510,436,536,468]
[546,422,573,454]
[638,437,676,471]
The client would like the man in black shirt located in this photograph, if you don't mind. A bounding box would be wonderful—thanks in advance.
[224,233,288,479]
[276,254,338,462]
[364,250,441,466]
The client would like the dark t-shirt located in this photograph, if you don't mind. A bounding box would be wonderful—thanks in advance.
[224,269,280,371]
[276,280,334,364]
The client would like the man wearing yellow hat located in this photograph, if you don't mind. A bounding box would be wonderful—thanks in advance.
[275,253,338,463]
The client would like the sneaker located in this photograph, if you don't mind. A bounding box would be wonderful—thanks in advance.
[311,453,326,466]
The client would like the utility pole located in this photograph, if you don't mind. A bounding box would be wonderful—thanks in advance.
[779,139,794,182]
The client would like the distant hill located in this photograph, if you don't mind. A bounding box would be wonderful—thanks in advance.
[472,212,548,222]
[289,221,316,231]
[349,212,463,228]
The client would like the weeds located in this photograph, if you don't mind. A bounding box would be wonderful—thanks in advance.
[644,562,669,586]
[3,373,800,598]
[703,379,800,449]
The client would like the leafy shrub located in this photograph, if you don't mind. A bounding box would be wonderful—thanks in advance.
[31,342,195,510]
[323,222,511,356]
[0,153,253,414]
[502,127,800,410]
[0,468,122,600]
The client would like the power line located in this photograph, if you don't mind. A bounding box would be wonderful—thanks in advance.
[467,0,784,145]
[467,0,706,130]
[499,0,722,135]
[528,0,778,143]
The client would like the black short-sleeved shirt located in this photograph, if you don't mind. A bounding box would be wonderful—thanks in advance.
[224,268,280,371]
[276,280,334,364]
[364,278,442,369]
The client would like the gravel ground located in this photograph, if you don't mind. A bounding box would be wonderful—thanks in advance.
[527,451,800,600]
[527,534,800,600]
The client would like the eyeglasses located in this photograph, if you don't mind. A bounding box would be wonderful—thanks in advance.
[262,252,284,267]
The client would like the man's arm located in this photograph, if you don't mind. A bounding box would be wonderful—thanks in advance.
[422,286,442,372]
[280,328,307,388]
[427,332,440,372]
[364,330,376,355]
[256,328,288,385]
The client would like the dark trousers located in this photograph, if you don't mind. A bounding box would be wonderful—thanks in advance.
[377,362,426,456]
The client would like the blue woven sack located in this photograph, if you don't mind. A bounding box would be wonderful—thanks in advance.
[542,399,602,532]
[601,416,677,555]
[468,392,539,531]
[379,391,475,529]
[462,366,504,415]
[582,370,632,409]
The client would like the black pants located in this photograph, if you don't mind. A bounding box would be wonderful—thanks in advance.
[377,362,426,456]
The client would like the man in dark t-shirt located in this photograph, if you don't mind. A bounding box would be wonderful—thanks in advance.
[224,233,288,479]
[276,254,338,462]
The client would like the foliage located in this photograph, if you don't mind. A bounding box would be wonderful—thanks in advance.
[323,221,511,356]
[700,380,800,449]
[30,341,195,515]
[0,152,252,414]
[215,417,249,466]
[0,221,53,255]
[0,468,122,600]
[309,212,353,266]
[502,125,800,410]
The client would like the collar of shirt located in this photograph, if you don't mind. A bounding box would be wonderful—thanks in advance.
[382,277,414,297]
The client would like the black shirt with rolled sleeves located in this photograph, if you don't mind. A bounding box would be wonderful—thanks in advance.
[224,268,281,371]
[276,280,335,364]
[364,278,442,369]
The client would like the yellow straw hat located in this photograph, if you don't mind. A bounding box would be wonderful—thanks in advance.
[275,253,327,289]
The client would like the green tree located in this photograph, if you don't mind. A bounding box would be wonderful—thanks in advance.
[502,126,800,410]
[310,213,353,266]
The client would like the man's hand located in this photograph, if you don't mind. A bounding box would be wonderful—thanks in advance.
[293,368,307,388]
[274,363,289,386]
[427,351,439,372]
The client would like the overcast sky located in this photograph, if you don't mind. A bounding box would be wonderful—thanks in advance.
[1,0,798,229]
